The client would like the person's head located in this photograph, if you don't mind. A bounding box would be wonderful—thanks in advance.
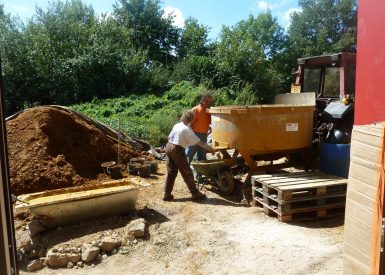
[180,110,195,125]
[199,91,213,108]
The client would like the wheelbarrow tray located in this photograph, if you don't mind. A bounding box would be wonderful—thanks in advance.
[191,158,238,178]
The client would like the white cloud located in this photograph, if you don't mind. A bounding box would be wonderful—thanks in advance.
[281,7,302,30]
[258,1,271,11]
[163,6,185,28]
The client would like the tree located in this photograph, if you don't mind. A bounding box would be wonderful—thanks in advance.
[178,17,210,59]
[113,0,180,65]
[0,5,25,115]
[241,13,286,59]
[288,0,357,58]
[214,12,283,103]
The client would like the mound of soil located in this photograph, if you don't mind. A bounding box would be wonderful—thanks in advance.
[6,106,143,195]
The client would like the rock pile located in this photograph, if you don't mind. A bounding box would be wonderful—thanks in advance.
[19,218,147,271]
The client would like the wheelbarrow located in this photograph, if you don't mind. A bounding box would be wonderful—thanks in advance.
[191,158,240,194]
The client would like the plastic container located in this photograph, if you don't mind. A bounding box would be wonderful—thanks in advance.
[319,142,351,178]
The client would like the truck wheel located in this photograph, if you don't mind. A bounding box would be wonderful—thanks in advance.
[215,170,234,194]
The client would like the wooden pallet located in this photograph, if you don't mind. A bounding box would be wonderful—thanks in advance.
[252,172,347,201]
[251,171,348,222]
[257,198,346,222]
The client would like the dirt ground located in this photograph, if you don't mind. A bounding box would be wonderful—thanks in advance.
[18,162,344,275]
[9,106,344,274]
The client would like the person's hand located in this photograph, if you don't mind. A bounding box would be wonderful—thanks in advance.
[203,143,215,154]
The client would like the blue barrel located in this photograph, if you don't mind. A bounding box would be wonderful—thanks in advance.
[320,142,351,178]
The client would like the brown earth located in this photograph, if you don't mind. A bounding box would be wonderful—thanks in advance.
[6,106,145,195]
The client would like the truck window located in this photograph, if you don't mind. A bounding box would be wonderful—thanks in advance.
[324,67,340,97]
[303,68,321,94]
[346,65,356,94]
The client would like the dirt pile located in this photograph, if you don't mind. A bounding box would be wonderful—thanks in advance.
[7,106,142,195]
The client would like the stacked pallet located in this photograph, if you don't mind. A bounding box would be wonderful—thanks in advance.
[252,171,348,222]
[343,123,385,274]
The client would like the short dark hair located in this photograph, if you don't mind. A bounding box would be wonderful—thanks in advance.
[200,91,213,103]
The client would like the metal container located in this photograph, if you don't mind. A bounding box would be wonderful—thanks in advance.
[210,104,315,166]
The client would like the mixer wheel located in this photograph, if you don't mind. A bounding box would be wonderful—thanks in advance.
[215,170,234,194]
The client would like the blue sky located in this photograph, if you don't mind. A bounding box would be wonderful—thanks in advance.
[1,0,300,39]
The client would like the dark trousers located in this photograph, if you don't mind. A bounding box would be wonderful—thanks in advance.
[164,142,199,195]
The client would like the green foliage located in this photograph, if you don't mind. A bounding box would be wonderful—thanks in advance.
[178,17,210,59]
[113,0,180,65]
[171,55,219,86]
[214,12,283,103]
[71,81,222,146]
[288,0,357,58]
[1,0,358,129]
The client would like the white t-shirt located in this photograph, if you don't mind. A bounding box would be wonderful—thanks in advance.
[168,122,200,148]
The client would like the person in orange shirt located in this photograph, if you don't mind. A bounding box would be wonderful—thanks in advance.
[186,92,213,164]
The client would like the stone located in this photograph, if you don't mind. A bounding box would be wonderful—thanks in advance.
[37,248,46,258]
[27,259,44,272]
[77,261,84,268]
[29,249,38,258]
[44,249,81,268]
[20,239,36,253]
[99,237,121,253]
[81,244,100,263]
[67,262,74,268]
[27,220,46,237]
[96,254,102,262]
[125,218,146,238]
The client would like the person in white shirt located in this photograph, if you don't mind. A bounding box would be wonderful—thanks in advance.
[163,110,216,201]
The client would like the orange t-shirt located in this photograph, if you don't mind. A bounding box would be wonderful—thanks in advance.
[190,104,211,134]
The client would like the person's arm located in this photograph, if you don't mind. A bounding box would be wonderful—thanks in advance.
[197,141,216,153]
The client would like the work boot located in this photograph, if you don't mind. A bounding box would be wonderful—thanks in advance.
[163,193,174,201]
[191,191,206,200]
[162,193,174,201]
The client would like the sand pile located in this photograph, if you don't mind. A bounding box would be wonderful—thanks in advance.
[6,106,142,195]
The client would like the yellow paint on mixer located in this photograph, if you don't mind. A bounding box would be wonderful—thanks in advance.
[210,102,315,168]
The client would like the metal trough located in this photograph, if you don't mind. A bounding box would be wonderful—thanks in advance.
[15,179,148,228]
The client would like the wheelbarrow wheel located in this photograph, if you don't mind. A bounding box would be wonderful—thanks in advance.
[215,170,234,194]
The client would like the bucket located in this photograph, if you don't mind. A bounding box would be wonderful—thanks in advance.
[101,161,116,174]
[149,160,158,174]
[138,163,151,178]
[320,142,350,178]
[130,157,146,164]
[127,162,140,175]
[106,166,122,179]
